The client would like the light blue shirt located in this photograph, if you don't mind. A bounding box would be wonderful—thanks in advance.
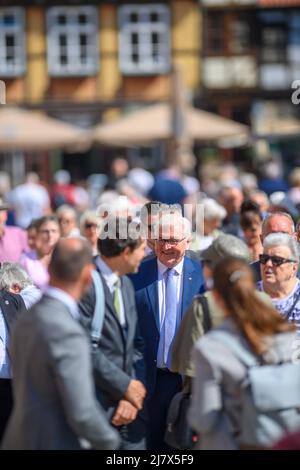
[157,258,184,368]
[20,284,42,309]
[0,308,11,379]
[46,287,79,321]
[95,257,126,327]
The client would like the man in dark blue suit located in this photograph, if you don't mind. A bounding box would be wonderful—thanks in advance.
[130,212,205,449]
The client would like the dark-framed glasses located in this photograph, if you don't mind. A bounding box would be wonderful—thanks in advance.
[259,254,298,267]
[157,238,186,246]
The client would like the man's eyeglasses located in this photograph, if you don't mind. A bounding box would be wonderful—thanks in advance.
[85,223,98,229]
[157,238,186,246]
[259,254,298,267]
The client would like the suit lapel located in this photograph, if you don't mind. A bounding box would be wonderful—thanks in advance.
[102,279,115,316]
[120,278,134,346]
[96,268,124,336]
[181,257,196,318]
[101,275,120,321]
[147,281,159,331]
[145,260,159,332]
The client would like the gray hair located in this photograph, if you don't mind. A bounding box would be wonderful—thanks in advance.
[54,169,70,185]
[202,198,227,221]
[79,211,101,234]
[262,212,295,235]
[154,213,191,240]
[0,262,33,291]
[263,233,299,262]
[56,205,77,220]
[249,189,269,205]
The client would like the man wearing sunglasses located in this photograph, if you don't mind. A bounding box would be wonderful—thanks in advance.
[257,232,300,334]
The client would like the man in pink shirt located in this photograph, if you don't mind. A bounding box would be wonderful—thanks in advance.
[0,199,28,263]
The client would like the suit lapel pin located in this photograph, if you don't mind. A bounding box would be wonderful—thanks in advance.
[189,277,192,281]
[5,300,9,304]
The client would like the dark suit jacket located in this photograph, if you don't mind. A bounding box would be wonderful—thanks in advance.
[79,268,145,415]
[0,290,26,333]
[130,256,205,398]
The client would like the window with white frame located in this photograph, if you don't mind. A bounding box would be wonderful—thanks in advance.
[47,6,98,76]
[0,8,25,77]
[119,4,170,75]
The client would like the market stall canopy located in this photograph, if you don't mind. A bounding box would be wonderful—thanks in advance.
[93,103,249,146]
[0,107,91,151]
[254,117,300,139]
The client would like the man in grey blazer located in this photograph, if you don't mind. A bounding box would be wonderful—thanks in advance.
[2,238,120,450]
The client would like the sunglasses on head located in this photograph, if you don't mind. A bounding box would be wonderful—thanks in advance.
[259,254,297,266]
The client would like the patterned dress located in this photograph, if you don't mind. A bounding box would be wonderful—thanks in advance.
[257,279,300,335]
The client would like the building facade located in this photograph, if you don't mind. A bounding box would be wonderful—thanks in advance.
[0,0,202,178]
[1,0,299,180]
[1,1,201,116]
[200,0,300,134]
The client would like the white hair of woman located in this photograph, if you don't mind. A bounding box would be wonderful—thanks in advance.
[263,233,299,263]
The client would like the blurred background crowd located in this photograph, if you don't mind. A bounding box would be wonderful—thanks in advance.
[1,0,300,453]
[0,0,300,191]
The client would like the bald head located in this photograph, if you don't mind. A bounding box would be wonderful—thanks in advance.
[49,237,93,283]
[261,212,295,241]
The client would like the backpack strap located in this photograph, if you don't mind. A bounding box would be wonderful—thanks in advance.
[284,287,300,320]
[90,270,105,345]
[197,294,212,333]
[209,330,259,368]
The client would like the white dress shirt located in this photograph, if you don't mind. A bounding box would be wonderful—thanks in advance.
[156,258,184,368]
[95,257,126,327]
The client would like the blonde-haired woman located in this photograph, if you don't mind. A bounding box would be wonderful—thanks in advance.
[80,211,101,256]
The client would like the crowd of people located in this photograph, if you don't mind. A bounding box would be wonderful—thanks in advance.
[1,159,300,451]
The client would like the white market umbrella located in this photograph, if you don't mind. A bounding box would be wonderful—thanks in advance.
[0,107,91,151]
[93,103,249,147]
